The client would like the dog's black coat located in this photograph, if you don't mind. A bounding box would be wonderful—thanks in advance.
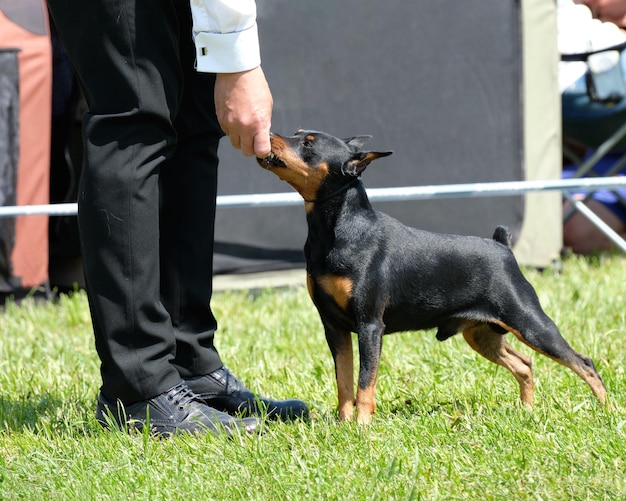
[258,130,606,423]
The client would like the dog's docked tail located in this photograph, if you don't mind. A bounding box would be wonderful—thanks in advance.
[492,226,512,248]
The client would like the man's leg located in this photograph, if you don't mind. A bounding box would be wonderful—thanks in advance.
[160,2,224,378]
[47,0,184,403]
[49,0,308,421]
[160,4,308,421]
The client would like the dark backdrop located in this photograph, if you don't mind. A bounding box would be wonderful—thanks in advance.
[213,1,525,274]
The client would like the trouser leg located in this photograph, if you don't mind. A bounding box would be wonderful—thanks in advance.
[47,0,221,402]
[161,4,225,378]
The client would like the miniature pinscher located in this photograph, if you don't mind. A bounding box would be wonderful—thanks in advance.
[257,130,607,424]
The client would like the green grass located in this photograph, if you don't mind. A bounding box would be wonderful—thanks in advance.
[1,254,626,500]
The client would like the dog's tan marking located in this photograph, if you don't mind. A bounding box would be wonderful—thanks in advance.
[335,339,355,421]
[305,134,316,142]
[306,273,315,301]
[317,274,353,310]
[309,273,356,420]
[356,380,377,424]
[489,320,607,403]
[463,324,535,406]
[264,136,330,201]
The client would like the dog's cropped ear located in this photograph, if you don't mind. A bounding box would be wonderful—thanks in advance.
[342,151,393,177]
[343,136,373,150]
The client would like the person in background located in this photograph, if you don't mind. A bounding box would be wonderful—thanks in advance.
[577,0,626,25]
[46,0,309,436]
[563,161,626,254]
[562,0,626,253]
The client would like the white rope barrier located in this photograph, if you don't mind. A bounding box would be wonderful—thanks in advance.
[2,176,626,217]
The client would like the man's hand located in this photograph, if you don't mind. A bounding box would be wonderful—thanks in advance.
[214,66,273,157]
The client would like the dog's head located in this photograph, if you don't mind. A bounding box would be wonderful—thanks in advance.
[256,130,392,202]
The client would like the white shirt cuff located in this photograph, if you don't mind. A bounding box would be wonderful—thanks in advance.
[194,24,261,73]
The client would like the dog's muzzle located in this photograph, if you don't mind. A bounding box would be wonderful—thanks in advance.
[257,151,286,168]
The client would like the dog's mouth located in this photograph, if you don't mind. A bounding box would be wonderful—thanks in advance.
[257,151,286,169]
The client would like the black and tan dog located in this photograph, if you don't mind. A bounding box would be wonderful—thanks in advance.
[257,130,607,424]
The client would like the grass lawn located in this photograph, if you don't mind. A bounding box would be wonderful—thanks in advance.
[1,254,625,500]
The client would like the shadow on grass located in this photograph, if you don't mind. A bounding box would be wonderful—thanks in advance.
[387,396,486,419]
[0,392,92,435]
[0,392,61,431]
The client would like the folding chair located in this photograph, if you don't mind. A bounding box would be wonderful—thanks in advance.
[561,42,626,251]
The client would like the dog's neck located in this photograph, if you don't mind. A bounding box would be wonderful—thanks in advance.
[306,179,372,230]
[304,179,374,271]
[303,177,360,204]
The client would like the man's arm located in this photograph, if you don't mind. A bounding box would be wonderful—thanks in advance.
[190,0,260,73]
[190,0,272,157]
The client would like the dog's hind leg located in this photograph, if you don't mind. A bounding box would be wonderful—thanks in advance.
[325,327,356,421]
[501,313,607,403]
[463,324,535,405]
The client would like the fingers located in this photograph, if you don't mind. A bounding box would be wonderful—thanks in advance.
[226,132,241,151]
[253,131,271,158]
[222,129,270,157]
[227,127,271,157]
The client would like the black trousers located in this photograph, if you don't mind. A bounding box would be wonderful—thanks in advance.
[47,0,225,402]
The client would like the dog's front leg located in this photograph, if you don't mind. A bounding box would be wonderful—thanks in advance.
[356,319,385,424]
[324,327,355,421]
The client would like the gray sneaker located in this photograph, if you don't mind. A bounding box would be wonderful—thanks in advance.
[96,382,260,437]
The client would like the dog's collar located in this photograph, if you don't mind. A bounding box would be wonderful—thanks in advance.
[305,177,360,204]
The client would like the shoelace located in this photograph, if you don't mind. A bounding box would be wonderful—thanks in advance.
[221,368,245,393]
[167,383,198,410]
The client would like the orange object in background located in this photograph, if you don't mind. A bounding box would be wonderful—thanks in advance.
[0,1,51,296]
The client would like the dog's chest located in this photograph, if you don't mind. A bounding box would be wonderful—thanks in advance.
[309,273,353,310]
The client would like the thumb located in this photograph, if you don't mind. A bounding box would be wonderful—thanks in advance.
[254,132,272,158]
